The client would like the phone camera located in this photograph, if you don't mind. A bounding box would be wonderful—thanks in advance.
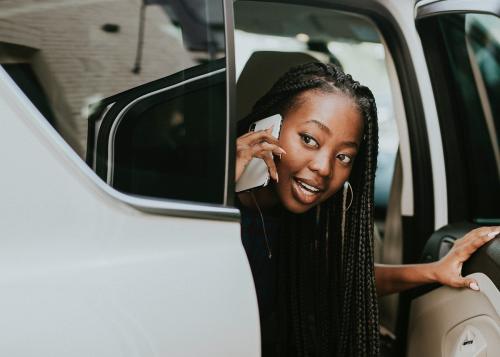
[250,123,256,132]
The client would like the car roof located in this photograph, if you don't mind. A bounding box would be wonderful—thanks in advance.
[234,1,380,43]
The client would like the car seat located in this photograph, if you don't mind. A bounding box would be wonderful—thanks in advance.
[236,51,321,121]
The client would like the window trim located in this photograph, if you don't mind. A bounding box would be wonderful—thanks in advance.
[224,0,237,207]
[416,0,500,20]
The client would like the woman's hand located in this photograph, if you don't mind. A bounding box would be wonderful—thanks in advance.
[374,227,499,296]
[235,127,286,183]
[433,226,500,290]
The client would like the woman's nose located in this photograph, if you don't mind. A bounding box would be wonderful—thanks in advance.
[308,153,333,178]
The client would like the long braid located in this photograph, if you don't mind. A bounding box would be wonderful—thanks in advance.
[243,62,380,356]
[328,195,343,355]
[289,217,304,356]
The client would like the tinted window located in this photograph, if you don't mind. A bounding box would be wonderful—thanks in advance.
[110,66,226,203]
[437,13,500,221]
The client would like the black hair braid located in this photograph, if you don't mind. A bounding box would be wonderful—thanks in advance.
[316,204,330,356]
[288,218,304,356]
[244,62,379,357]
[327,195,343,354]
[276,216,291,356]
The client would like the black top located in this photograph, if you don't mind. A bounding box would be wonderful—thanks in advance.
[238,200,283,356]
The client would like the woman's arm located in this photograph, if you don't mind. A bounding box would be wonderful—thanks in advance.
[375,263,437,296]
[374,226,499,296]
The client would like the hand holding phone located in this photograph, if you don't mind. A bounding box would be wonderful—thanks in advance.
[235,114,285,193]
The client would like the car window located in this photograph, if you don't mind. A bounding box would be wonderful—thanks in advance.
[0,0,228,204]
[435,13,500,222]
[100,62,227,203]
[233,1,400,237]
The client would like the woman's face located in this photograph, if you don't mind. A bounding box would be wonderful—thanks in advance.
[275,90,364,213]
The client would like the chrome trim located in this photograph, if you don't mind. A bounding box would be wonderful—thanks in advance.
[0,66,241,223]
[92,102,115,171]
[415,0,440,7]
[101,187,241,221]
[416,0,500,19]
[223,0,237,206]
[106,68,226,184]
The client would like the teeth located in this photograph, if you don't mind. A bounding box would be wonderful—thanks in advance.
[298,180,320,193]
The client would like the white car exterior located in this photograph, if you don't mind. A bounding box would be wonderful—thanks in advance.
[0,0,499,356]
[0,67,259,355]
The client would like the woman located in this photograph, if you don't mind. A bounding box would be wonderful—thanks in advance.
[235,62,499,356]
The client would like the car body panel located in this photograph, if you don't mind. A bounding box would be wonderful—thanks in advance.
[0,66,260,356]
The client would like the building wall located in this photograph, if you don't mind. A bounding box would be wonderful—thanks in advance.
[0,0,195,157]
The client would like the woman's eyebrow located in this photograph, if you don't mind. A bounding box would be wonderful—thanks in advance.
[341,141,359,149]
[305,119,331,134]
[305,120,359,148]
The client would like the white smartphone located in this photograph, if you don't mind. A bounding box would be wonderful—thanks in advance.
[236,114,283,193]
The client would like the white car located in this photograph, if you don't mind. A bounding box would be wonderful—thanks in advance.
[0,0,498,356]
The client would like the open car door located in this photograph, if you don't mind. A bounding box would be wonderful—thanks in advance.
[407,1,500,356]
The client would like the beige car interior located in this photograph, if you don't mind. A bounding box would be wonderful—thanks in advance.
[408,273,500,357]
[236,51,321,120]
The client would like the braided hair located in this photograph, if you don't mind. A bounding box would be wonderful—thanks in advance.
[240,62,380,356]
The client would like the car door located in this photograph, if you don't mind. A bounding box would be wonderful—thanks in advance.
[0,0,259,356]
[405,1,500,356]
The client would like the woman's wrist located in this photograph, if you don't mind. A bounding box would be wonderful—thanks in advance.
[423,261,440,284]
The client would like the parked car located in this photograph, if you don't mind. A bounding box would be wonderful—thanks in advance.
[0,0,498,356]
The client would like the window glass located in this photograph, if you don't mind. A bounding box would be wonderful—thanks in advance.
[234,1,400,235]
[437,13,500,221]
[110,67,226,203]
[0,0,227,204]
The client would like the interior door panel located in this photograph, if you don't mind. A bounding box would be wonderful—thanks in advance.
[409,224,500,356]
[407,272,500,357]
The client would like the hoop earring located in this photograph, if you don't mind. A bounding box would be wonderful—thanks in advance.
[343,181,353,211]
[341,181,352,246]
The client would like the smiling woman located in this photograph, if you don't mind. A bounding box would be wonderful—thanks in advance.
[235,62,499,357]
[273,92,363,212]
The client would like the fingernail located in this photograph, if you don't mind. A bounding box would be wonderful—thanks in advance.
[469,282,479,291]
[276,173,279,183]
[280,148,287,154]
[277,154,282,160]
[487,231,500,239]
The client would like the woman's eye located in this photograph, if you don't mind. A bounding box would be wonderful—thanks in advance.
[300,133,319,148]
[337,153,352,164]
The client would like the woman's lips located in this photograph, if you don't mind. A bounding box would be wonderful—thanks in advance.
[291,177,323,205]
